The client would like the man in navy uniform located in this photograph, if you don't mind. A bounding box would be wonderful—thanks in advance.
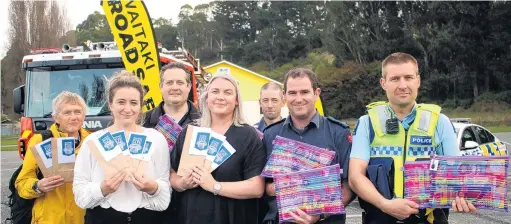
[254,82,286,132]
[254,82,285,224]
[262,68,353,224]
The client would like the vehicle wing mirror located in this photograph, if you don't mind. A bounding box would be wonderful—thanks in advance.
[13,85,25,114]
[464,141,479,150]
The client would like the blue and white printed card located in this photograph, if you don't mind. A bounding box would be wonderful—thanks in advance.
[112,131,129,155]
[95,131,122,161]
[206,131,225,162]
[57,137,75,164]
[211,141,236,171]
[127,133,147,158]
[189,127,211,156]
[140,141,152,161]
[35,138,53,168]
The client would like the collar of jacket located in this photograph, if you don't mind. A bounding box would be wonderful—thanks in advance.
[150,100,201,126]
[49,123,90,149]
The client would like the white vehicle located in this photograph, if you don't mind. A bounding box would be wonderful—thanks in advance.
[453,122,508,156]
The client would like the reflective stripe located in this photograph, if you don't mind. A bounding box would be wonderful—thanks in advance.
[489,143,498,156]
[479,142,508,156]
[370,146,403,156]
[407,146,435,156]
[413,104,441,136]
[481,144,491,156]
[417,110,431,133]
[496,142,508,156]
[375,105,390,134]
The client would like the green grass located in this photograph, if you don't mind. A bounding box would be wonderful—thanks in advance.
[442,109,511,133]
[1,136,19,151]
[443,105,511,127]
[486,126,511,133]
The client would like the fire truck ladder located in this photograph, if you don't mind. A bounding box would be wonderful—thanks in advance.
[161,48,211,85]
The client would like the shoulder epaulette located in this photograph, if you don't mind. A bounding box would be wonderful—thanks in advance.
[264,118,286,131]
[326,116,349,129]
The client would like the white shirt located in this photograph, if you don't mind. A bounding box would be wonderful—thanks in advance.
[73,128,171,213]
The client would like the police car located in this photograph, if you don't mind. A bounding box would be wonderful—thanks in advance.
[452,121,508,156]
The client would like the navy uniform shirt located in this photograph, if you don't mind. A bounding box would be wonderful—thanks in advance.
[262,112,352,224]
[253,117,269,132]
[253,117,282,132]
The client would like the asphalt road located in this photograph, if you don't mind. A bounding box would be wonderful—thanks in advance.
[1,133,510,223]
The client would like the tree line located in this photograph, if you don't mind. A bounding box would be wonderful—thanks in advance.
[3,1,511,119]
[2,0,74,118]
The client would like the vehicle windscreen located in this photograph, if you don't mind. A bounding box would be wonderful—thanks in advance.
[25,66,122,117]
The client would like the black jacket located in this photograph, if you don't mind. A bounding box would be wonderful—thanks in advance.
[142,100,201,128]
[142,100,201,224]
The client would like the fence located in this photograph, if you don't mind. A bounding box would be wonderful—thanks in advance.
[1,123,20,136]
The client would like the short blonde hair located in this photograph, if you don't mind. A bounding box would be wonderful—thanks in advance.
[381,52,419,78]
[199,74,247,127]
[260,82,284,99]
[52,91,88,116]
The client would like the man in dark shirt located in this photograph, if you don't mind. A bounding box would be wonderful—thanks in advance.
[143,62,201,128]
[142,62,201,224]
[262,68,353,224]
[254,82,285,132]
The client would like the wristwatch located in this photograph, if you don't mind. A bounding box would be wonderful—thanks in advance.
[32,181,43,194]
[213,182,222,195]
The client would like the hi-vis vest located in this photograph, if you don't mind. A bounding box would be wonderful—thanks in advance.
[367,102,441,199]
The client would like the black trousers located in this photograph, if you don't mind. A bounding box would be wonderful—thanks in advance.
[362,208,449,224]
[85,206,164,224]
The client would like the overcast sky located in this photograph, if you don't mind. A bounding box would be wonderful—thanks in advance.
[0,0,212,57]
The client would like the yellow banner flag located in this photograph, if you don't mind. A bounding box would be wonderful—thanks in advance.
[101,0,161,112]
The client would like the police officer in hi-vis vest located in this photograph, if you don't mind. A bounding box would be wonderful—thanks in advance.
[349,52,477,224]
